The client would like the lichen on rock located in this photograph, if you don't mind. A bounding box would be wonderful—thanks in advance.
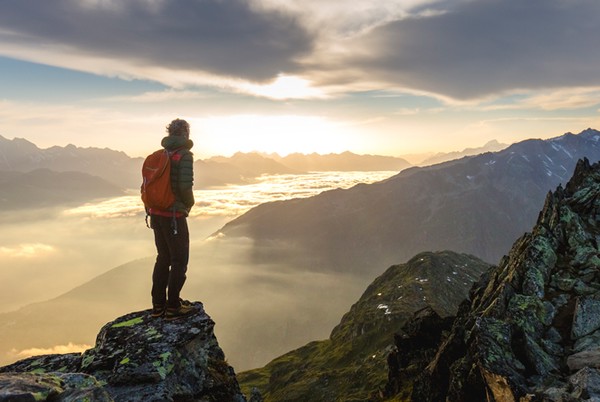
[385,158,600,401]
[0,302,246,402]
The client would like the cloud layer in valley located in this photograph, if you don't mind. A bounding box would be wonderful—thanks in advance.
[0,171,395,313]
[0,171,395,369]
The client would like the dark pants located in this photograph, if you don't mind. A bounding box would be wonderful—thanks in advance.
[150,215,189,308]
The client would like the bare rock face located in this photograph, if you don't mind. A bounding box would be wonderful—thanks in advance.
[384,306,456,399]
[0,302,246,402]
[384,158,600,401]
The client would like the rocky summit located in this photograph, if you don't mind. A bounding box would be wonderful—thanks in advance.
[0,302,246,402]
[384,158,600,402]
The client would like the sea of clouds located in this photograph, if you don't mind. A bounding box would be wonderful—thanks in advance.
[0,171,395,313]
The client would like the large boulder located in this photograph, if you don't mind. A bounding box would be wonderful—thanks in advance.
[0,302,246,402]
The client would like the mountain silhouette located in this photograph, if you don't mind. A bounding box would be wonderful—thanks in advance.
[0,169,123,210]
[0,135,142,188]
[216,129,600,270]
[209,152,300,175]
[0,135,411,189]
[271,151,411,172]
[420,139,508,166]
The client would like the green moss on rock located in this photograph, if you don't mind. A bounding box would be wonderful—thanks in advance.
[111,316,144,328]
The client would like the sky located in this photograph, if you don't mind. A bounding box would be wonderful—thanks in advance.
[1,0,600,158]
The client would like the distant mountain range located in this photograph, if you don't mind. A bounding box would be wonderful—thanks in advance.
[217,129,600,267]
[0,135,412,191]
[0,135,142,189]
[267,151,411,172]
[419,139,508,166]
[0,134,506,194]
[0,169,123,210]
[199,152,300,187]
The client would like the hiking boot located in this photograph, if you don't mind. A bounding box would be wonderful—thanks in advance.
[165,304,196,321]
[151,305,166,318]
[179,298,193,306]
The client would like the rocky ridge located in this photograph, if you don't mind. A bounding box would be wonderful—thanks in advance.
[384,158,600,401]
[0,302,246,402]
[420,139,508,166]
[217,129,600,272]
[238,251,490,402]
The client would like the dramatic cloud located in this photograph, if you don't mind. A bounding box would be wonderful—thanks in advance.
[252,0,438,37]
[342,0,600,99]
[1,0,599,101]
[0,0,312,82]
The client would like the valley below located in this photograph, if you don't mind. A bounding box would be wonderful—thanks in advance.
[0,170,397,371]
[3,129,600,398]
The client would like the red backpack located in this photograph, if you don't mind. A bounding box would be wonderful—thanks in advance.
[141,149,179,211]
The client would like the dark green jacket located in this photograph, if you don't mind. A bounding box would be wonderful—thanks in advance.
[161,135,195,215]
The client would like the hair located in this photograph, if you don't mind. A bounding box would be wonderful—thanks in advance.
[166,119,190,138]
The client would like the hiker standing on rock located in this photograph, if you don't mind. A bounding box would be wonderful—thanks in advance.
[141,118,196,320]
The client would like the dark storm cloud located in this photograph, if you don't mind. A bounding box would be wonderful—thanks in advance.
[0,0,313,81]
[350,0,600,99]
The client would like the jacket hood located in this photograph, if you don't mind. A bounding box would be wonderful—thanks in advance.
[161,136,194,151]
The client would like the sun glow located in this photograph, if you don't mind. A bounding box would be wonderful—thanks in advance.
[0,243,56,258]
[239,75,327,100]
[10,343,92,359]
[193,114,360,157]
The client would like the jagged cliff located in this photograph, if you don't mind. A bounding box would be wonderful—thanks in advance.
[0,302,246,402]
[384,158,600,401]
